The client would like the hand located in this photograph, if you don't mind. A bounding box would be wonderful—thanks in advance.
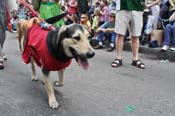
[146,4,152,9]
[170,7,175,11]
[144,9,149,13]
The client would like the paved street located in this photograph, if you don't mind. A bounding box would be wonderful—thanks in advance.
[0,32,175,116]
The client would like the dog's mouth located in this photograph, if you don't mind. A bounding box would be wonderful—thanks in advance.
[69,47,90,70]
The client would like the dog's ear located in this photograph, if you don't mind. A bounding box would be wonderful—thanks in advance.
[56,25,67,46]
[33,18,41,24]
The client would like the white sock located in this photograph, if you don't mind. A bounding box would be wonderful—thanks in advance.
[110,43,114,48]
[99,42,103,46]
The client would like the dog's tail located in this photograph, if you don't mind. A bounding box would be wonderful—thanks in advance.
[44,12,68,24]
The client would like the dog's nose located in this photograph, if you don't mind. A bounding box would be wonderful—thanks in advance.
[87,51,95,58]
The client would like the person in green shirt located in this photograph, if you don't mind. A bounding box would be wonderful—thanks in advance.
[34,0,64,27]
[111,0,146,69]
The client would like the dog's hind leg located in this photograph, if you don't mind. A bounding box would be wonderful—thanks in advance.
[53,69,65,87]
[42,68,59,109]
[31,57,38,81]
[17,23,23,52]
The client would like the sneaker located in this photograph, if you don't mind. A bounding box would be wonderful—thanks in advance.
[161,45,169,51]
[11,29,17,33]
[106,47,114,52]
[170,47,175,51]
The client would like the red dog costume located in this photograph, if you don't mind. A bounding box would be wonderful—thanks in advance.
[22,25,71,71]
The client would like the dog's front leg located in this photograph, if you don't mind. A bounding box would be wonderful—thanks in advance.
[31,57,38,81]
[42,68,59,109]
[53,69,64,87]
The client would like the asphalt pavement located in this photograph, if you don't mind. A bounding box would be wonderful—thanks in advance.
[0,32,175,116]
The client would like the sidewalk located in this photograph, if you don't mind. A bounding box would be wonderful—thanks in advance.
[123,43,175,62]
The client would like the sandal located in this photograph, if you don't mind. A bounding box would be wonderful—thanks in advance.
[131,59,145,69]
[111,59,122,68]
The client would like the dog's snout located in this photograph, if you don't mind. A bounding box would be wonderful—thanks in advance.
[87,51,95,58]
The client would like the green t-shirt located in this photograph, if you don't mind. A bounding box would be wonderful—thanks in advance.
[120,0,145,11]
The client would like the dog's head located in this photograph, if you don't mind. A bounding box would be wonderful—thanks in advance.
[48,23,95,69]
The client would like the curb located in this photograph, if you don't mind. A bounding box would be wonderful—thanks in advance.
[123,43,175,62]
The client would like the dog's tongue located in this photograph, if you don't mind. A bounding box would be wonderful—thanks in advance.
[77,58,89,70]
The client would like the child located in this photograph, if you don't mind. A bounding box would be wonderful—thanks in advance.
[80,13,92,33]
[92,8,100,38]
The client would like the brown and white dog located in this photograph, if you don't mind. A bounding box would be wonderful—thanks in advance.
[21,23,95,109]
[16,17,41,52]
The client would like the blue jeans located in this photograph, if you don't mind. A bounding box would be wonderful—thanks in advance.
[163,23,175,47]
[97,31,116,44]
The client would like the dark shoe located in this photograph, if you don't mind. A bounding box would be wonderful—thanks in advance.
[111,59,122,68]
[131,59,146,69]
[107,47,114,52]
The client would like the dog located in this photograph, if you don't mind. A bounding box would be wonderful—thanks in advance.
[16,17,41,52]
[22,23,95,109]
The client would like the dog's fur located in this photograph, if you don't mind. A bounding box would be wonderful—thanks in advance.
[22,23,95,109]
[16,17,41,52]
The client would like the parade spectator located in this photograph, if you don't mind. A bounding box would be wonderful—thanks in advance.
[0,0,9,69]
[94,11,116,52]
[99,0,109,26]
[34,0,65,27]
[161,11,175,51]
[10,13,19,33]
[18,3,27,20]
[77,0,89,19]
[111,0,146,69]
[146,0,161,30]
[66,0,78,24]
[91,8,100,37]
[80,13,92,33]
[108,0,116,12]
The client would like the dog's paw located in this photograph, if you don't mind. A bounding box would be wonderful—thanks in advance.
[49,100,59,109]
[53,81,64,87]
[31,76,39,81]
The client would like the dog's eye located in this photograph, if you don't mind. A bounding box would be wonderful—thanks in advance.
[73,36,81,41]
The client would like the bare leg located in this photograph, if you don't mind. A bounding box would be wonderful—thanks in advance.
[131,36,139,60]
[116,34,124,59]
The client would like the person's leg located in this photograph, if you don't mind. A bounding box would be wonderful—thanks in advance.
[150,5,160,30]
[163,24,172,46]
[110,32,117,47]
[0,16,6,69]
[171,23,175,50]
[105,32,115,52]
[116,34,124,59]
[96,31,104,48]
[130,11,145,69]
[111,10,130,67]
[131,36,139,60]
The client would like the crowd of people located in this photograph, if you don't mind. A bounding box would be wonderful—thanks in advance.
[1,0,175,70]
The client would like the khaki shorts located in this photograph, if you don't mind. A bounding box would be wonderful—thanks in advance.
[115,10,143,37]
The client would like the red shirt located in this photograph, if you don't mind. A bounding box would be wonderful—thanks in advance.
[22,25,71,71]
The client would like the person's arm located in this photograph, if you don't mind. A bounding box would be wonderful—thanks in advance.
[169,0,175,8]
[96,22,107,33]
[146,0,160,8]
[106,28,115,32]
[169,11,175,22]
